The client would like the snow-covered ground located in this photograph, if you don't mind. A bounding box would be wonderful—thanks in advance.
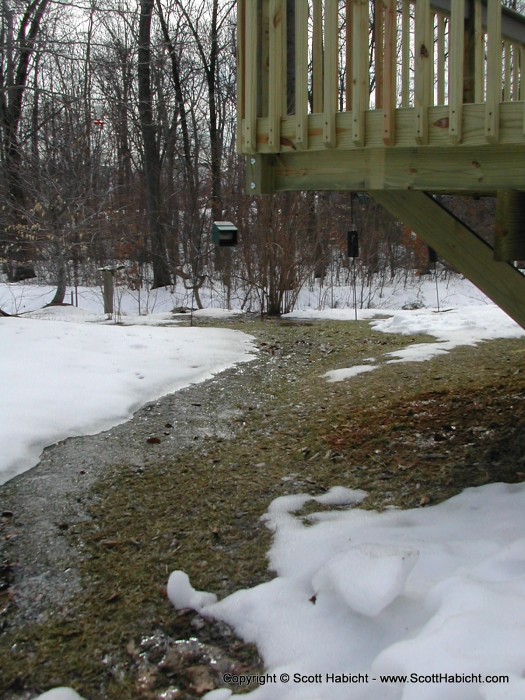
[0,269,490,318]
[171,481,525,700]
[1,308,256,486]
[1,276,525,700]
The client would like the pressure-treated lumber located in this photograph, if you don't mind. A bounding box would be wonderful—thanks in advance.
[248,143,525,194]
[294,0,308,148]
[238,1,525,330]
[323,0,338,147]
[268,0,284,150]
[485,0,502,143]
[495,191,525,262]
[372,191,525,330]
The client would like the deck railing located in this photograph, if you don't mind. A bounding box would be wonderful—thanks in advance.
[237,0,525,154]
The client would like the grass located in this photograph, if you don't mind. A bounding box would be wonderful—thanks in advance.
[1,319,525,699]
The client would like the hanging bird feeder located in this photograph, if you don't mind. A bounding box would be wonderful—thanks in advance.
[347,226,359,258]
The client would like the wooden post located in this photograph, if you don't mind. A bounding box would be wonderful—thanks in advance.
[382,0,396,145]
[237,0,246,153]
[352,0,369,146]
[244,0,258,153]
[246,154,276,194]
[103,270,114,315]
[324,0,338,147]
[473,0,484,103]
[268,0,284,151]
[495,192,525,262]
[374,0,384,109]
[449,0,465,144]
[295,0,308,148]
[503,41,512,102]
[414,0,432,144]
[285,0,293,114]
[512,44,521,102]
[484,0,501,143]
[522,45,525,134]
[261,0,270,116]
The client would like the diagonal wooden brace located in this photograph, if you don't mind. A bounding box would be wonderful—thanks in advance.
[371,190,525,330]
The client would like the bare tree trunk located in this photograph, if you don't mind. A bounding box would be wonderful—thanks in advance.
[0,0,51,278]
[138,0,171,288]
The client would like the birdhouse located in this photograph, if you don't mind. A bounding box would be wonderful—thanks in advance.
[212,221,238,247]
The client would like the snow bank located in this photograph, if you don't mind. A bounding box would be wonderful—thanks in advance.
[168,482,525,700]
[1,315,256,484]
[321,305,525,383]
[33,690,85,700]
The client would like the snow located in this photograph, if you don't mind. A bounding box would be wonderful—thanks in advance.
[31,691,85,700]
[2,276,525,700]
[171,483,525,700]
[167,571,218,610]
[1,312,256,485]
[318,305,525,382]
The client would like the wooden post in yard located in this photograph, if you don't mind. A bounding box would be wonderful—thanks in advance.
[103,270,114,316]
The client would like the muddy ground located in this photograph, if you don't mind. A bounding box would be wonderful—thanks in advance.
[1,316,524,699]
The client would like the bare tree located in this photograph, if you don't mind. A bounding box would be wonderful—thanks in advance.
[138,0,172,288]
[0,0,51,280]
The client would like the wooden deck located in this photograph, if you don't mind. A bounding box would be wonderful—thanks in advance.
[236,1,525,329]
[237,0,525,193]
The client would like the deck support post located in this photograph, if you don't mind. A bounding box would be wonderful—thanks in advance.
[495,191,525,262]
[371,190,525,330]
[246,153,276,195]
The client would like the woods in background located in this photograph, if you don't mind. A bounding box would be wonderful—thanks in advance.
[1,1,505,314]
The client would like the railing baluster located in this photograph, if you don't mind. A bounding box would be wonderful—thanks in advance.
[352,0,369,145]
[237,0,246,153]
[268,0,285,151]
[484,0,501,143]
[243,0,258,153]
[295,0,309,148]
[521,46,525,102]
[414,0,432,144]
[383,0,396,145]
[324,0,338,147]
[449,0,464,143]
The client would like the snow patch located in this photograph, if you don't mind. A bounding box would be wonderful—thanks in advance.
[167,570,218,611]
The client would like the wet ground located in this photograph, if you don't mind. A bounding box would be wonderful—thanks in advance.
[0,358,262,629]
[1,319,524,699]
